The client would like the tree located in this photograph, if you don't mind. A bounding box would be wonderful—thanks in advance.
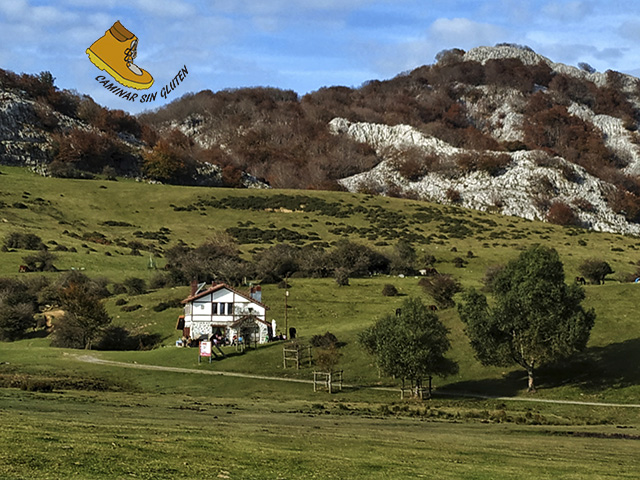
[359,297,458,397]
[390,239,416,275]
[578,259,614,285]
[0,277,43,341]
[0,301,35,341]
[458,245,596,392]
[51,282,112,349]
[143,138,192,183]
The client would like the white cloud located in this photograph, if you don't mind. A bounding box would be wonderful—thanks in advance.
[133,0,197,18]
[542,1,594,22]
[0,0,29,18]
[618,20,640,42]
[428,18,506,47]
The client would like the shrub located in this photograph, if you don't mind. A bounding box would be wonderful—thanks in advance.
[121,304,142,312]
[122,277,147,295]
[3,232,44,250]
[315,344,341,372]
[453,257,466,268]
[148,272,169,289]
[573,198,596,212]
[334,268,350,286]
[22,250,57,272]
[477,153,511,176]
[152,298,183,312]
[418,274,462,308]
[547,201,580,226]
[310,331,339,348]
[382,284,399,296]
[445,188,461,204]
[114,298,127,306]
[578,259,614,285]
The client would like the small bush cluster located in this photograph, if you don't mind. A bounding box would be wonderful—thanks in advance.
[546,201,580,226]
[382,284,399,296]
[310,331,339,349]
[3,232,44,250]
[418,274,462,308]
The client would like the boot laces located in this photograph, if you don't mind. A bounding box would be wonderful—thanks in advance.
[124,39,138,66]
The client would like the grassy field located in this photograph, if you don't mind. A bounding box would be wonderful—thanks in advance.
[1,385,639,480]
[1,166,639,478]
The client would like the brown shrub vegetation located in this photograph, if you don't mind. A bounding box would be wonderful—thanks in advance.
[546,201,580,226]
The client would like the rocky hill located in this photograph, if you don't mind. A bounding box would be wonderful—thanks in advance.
[4,44,640,234]
[0,69,261,187]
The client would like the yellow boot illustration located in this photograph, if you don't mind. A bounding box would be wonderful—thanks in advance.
[86,20,154,90]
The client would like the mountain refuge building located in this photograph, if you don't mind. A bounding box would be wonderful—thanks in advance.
[176,282,271,345]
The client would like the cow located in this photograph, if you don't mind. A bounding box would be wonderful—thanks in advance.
[421,267,439,276]
[428,305,438,311]
[395,308,402,317]
[18,265,29,273]
[575,276,586,285]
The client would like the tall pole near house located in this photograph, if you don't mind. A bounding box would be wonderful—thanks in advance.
[284,289,289,340]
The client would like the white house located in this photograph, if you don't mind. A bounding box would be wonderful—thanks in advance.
[176,283,271,344]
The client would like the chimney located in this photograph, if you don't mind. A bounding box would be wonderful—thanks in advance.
[250,285,262,303]
[190,279,198,297]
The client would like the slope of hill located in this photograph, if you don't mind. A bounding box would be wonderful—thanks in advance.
[142,44,640,234]
[0,166,639,403]
[4,44,640,233]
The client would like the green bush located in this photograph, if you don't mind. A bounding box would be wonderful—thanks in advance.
[310,331,339,348]
[382,284,399,296]
[3,232,44,250]
[123,277,147,295]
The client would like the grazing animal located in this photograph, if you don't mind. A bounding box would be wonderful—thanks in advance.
[575,276,586,285]
[423,267,438,276]
[395,308,402,317]
[18,265,29,273]
[428,305,438,311]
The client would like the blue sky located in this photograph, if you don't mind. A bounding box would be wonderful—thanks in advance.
[2,0,640,113]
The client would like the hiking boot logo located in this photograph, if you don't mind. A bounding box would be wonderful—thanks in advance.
[86,21,154,90]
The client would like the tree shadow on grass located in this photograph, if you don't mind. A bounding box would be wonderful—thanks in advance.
[442,370,527,398]
[537,338,640,392]
[442,338,640,398]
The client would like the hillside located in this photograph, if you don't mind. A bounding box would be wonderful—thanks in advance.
[1,166,639,478]
[3,43,640,233]
[142,44,640,234]
[1,166,639,402]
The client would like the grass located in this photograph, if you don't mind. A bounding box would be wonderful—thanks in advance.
[1,387,638,480]
[1,166,640,477]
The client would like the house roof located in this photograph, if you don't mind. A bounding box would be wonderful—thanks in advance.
[181,283,269,309]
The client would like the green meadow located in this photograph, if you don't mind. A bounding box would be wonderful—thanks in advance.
[0,166,639,479]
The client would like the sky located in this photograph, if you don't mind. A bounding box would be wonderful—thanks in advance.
[2,0,640,114]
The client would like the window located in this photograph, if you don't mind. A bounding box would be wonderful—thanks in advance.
[212,302,218,315]
[227,303,233,315]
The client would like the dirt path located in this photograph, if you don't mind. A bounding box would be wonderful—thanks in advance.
[76,355,640,409]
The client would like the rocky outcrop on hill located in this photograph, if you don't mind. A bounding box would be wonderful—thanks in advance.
[4,44,640,233]
[0,90,53,168]
[332,118,640,235]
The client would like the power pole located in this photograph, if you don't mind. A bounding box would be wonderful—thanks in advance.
[284,289,289,339]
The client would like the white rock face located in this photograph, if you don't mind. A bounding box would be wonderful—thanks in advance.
[0,91,51,166]
[463,45,609,87]
[332,118,640,236]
